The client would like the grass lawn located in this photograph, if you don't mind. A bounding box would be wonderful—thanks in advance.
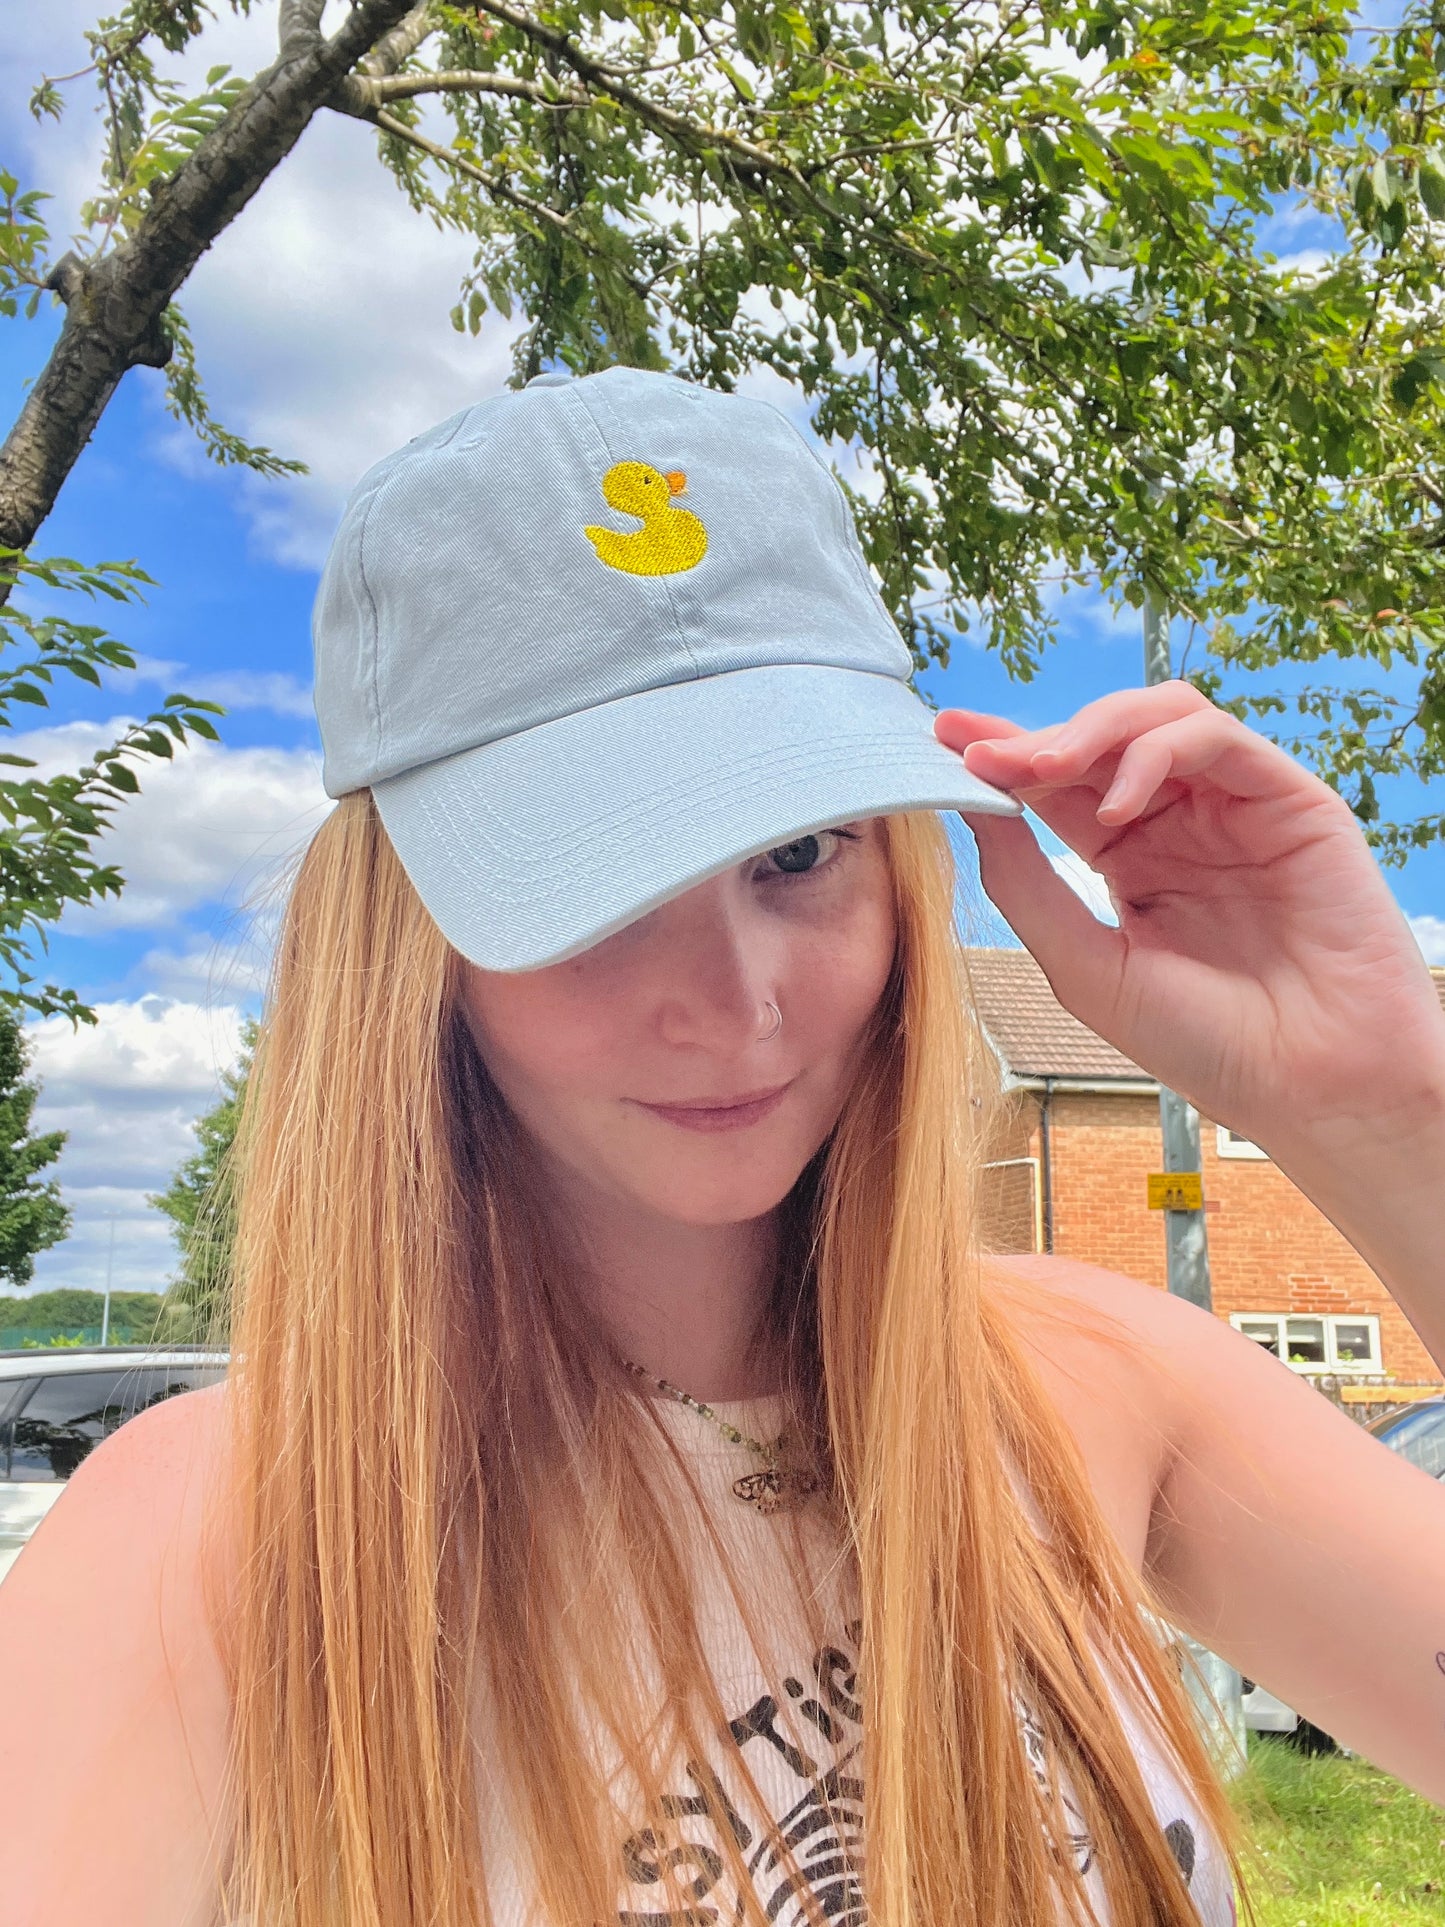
[1230,1734,1445,1924]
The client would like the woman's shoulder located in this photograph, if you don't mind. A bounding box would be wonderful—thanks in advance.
[989,1250,1210,1346]
[0,1378,237,1923]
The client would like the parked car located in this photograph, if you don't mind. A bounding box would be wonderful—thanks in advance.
[0,1344,228,1584]
[1363,1397,1445,1478]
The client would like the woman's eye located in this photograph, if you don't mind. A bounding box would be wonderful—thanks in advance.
[756,827,861,882]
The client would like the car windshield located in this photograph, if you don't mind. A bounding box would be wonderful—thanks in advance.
[1372,1404,1445,1477]
[1373,1403,1443,1445]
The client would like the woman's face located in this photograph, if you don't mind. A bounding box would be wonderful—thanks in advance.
[459,819,898,1227]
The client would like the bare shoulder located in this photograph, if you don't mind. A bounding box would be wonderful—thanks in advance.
[0,1379,238,1926]
[986,1253,1215,1570]
[989,1250,1215,1347]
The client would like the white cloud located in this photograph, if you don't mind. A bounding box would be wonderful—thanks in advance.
[128,655,316,720]
[1047,848,1119,926]
[139,930,275,1002]
[8,2,525,571]
[1267,248,1332,284]
[9,716,329,930]
[7,997,248,1298]
[160,101,524,568]
[1410,914,1445,965]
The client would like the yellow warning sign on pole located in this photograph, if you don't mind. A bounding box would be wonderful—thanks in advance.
[1148,1172,1203,1211]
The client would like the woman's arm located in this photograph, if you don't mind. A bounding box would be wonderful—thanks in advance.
[939,681,1445,1372]
[1009,1253,1445,1808]
[1259,1100,1445,1378]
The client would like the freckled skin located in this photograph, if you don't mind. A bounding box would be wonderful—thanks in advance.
[458,821,896,1232]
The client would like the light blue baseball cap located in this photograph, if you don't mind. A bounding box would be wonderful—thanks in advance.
[312,365,1021,972]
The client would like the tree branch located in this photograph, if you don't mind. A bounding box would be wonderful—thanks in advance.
[361,69,582,106]
[331,67,578,119]
[0,0,420,578]
[469,0,792,187]
[358,2,439,79]
[278,0,327,60]
[371,107,582,240]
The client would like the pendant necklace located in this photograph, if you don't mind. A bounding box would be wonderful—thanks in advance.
[621,1359,820,1515]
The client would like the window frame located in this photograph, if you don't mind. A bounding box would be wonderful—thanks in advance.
[1229,1310,1384,1374]
[0,1373,37,1480]
[1215,1125,1270,1161]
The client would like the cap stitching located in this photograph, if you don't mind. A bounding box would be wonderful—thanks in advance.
[396,727,1008,965]
[574,379,702,679]
[406,727,994,898]
[399,733,974,961]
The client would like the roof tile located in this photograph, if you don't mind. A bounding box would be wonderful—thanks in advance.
[966,949,1445,1082]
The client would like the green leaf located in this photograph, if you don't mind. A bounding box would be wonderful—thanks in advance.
[1390,354,1437,411]
[716,56,756,102]
[1419,156,1445,218]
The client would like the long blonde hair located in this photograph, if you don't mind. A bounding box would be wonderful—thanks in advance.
[199,792,1246,1927]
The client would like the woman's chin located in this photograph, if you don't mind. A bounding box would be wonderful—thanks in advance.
[631,1166,809,1228]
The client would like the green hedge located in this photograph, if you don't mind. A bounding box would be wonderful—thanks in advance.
[0,1289,177,1350]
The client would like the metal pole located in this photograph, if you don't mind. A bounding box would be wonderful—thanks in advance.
[1144,578,1214,1315]
[1143,537,1244,1773]
[100,1216,115,1346]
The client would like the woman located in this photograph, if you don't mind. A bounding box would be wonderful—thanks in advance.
[4,366,1443,1927]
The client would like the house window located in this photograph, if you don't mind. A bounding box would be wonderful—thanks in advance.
[1216,1125,1269,1161]
[1230,1312,1382,1373]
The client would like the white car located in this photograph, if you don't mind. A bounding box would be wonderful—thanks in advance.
[0,1345,229,1584]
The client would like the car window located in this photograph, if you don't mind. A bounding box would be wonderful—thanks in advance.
[8,1370,136,1482]
[1375,1404,1445,1451]
[0,1364,227,1481]
[0,1375,38,1478]
[112,1363,226,1421]
[1396,1408,1445,1479]
[0,1375,37,1420]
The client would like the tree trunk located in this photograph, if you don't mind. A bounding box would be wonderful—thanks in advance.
[0,0,416,574]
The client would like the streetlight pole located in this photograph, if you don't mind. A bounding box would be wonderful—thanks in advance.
[1141,579,1213,1315]
[1141,532,1244,1771]
[100,1216,116,1346]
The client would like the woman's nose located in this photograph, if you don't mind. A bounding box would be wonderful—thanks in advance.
[652,882,778,1046]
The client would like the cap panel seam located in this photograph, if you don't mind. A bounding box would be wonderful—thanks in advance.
[749,392,899,636]
[351,407,476,772]
[574,381,701,679]
[351,479,386,765]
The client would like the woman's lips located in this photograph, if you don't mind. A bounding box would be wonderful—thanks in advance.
[634,1080,794,1133]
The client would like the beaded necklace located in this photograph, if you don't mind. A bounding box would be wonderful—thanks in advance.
[621,1358,820,1515]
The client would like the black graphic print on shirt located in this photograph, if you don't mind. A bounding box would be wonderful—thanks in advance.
[616,1623,865,1927]
[610,1618,1206,1926]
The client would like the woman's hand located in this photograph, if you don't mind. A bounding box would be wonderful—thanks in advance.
[935,680,1445,1167]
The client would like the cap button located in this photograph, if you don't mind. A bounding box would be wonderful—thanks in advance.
[525,370,572,389]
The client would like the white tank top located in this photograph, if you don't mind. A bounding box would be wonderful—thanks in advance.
[473,1392,1239,1927]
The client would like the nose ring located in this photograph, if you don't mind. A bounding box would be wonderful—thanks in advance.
[759,1000,782,1041]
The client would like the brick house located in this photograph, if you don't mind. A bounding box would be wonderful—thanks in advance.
[970,947,1445,1400]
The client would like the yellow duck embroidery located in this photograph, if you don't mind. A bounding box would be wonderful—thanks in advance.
[583,461,708,577]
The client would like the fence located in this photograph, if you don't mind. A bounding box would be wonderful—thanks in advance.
[1,1326,128,1349]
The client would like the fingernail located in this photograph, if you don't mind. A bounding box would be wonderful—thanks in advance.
[1098,776,1128,814]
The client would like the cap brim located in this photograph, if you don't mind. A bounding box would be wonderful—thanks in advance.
[370,662,1022,972]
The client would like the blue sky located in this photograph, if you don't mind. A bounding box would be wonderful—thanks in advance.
[1,2,1441,1298]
